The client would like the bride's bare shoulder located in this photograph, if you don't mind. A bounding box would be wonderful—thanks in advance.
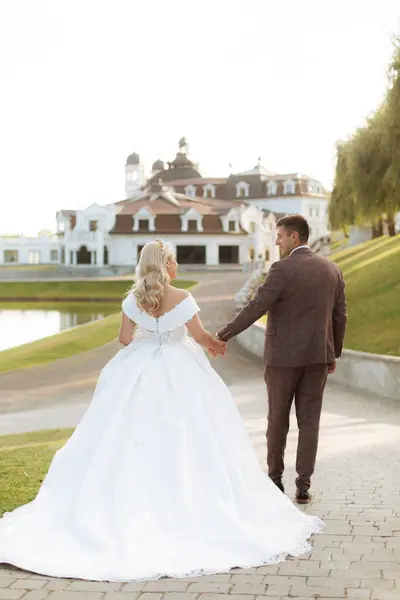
[167,286,191,302]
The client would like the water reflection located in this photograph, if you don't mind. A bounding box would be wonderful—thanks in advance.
[0,306,112,352]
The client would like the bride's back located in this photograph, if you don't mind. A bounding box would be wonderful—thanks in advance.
[152,285,190,319]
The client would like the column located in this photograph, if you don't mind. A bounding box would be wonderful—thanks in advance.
[206,242,218,266]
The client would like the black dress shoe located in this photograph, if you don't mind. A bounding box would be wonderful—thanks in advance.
[273,480,285,493]
[295,488,311,504]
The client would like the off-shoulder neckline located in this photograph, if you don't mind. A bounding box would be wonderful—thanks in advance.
[133,293,193,320]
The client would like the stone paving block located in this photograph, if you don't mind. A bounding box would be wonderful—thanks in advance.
[120,583,146,592]
[289,585,345,597]
[288,597,347,600]
[349,564,382,579]
[382,569,400,579]
[263,575,305,586]
[320,560,351,570]
[162,594,200,600]
[253,567,279,575]
[371,590,399,600]
[307,575,361,587]
[352,527,380,536]
[44,592,105,600]
[10,579,47,590]
[103,594,139,600]
[231,569,260,575]
[0,569,30,580]
[0,579,16,588]
[143,581,189,593]
[134,594,163,600]
[0,590,25,600]
[22,592,51,600]
[363,552,400,562]
[231,583,267,595]
[197,596,239,600]
[66,581,121,592]
[43,581,70,591]
[360,578,395,589]
[231,575,265,585]
[263,584,291,596]
[187,582,231,593]
[220,596,256,600]
[186,574,231,583]
[345,590,372,599]
[311,536,344,547]
[277,563,330,578]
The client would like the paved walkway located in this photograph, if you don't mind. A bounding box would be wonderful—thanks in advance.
[1,272,400,599]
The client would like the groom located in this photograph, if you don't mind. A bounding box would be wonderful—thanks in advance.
[217,215,347,503]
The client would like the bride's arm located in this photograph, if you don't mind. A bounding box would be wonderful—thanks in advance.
[186,314,226,355]
[118,312,136,346]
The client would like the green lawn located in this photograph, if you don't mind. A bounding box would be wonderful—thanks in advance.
[0,279,197,373]
[331,235,400,356]
[0,264,58,271]
[0,429,73,515]
[0,279,197,301]
[257,235,400,356]
[0,280,136,301]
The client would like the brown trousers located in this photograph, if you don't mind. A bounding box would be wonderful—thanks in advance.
[265,364,328,490]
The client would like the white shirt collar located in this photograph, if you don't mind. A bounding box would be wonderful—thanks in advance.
[290,245,310,256]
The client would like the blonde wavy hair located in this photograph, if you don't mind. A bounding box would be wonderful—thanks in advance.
[132,239,174,315]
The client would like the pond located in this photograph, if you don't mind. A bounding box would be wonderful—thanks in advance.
[0,303,117,351]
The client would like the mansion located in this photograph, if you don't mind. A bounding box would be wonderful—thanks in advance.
[0,138,330,268]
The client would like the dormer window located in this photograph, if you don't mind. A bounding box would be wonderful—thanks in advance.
[284,179,295,194]
[185,185,196,197]
[89,220,98,232]
[138,219,149,232]
[187,220,198,232]
[203,184,216,199]
[133,206,156,232]
[221,208,240,233]
[181,208,203,232]
[267,181,277,196]
[228,220,236,232]
[236,181,250,198]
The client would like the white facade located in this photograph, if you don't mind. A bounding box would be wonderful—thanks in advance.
[0,234,60,265]
[56,203,117,267]
[249,195,329,242]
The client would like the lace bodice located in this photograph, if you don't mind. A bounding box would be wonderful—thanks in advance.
[121,293,200,345]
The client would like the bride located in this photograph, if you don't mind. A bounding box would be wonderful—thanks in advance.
[0,239,323,582]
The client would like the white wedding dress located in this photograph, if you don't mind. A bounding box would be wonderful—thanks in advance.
[0,293,323,582]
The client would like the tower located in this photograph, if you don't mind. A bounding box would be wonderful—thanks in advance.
[125,151,146,198]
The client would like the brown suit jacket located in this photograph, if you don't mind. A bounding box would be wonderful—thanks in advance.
[217,248,347,367]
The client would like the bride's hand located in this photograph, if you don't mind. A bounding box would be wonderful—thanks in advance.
[208,339,227,357]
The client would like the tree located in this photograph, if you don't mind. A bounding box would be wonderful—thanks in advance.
[382,36,400,235]
[329,141,357,233]
[347,108,391,236]
[330,35,400,237]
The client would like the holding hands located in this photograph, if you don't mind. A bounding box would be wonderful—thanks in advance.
[207,337,227,358]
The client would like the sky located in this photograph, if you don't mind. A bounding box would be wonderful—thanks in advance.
[0,0,399,235]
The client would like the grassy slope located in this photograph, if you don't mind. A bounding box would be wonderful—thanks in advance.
[0,279,197,372]
[330,235,400,356]
[0,429,73,515]
[257,236,400,356]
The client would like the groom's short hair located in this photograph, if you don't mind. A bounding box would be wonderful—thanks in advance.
[276,214,310,243]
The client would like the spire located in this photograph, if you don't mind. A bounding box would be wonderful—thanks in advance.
[178,137,189,155]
